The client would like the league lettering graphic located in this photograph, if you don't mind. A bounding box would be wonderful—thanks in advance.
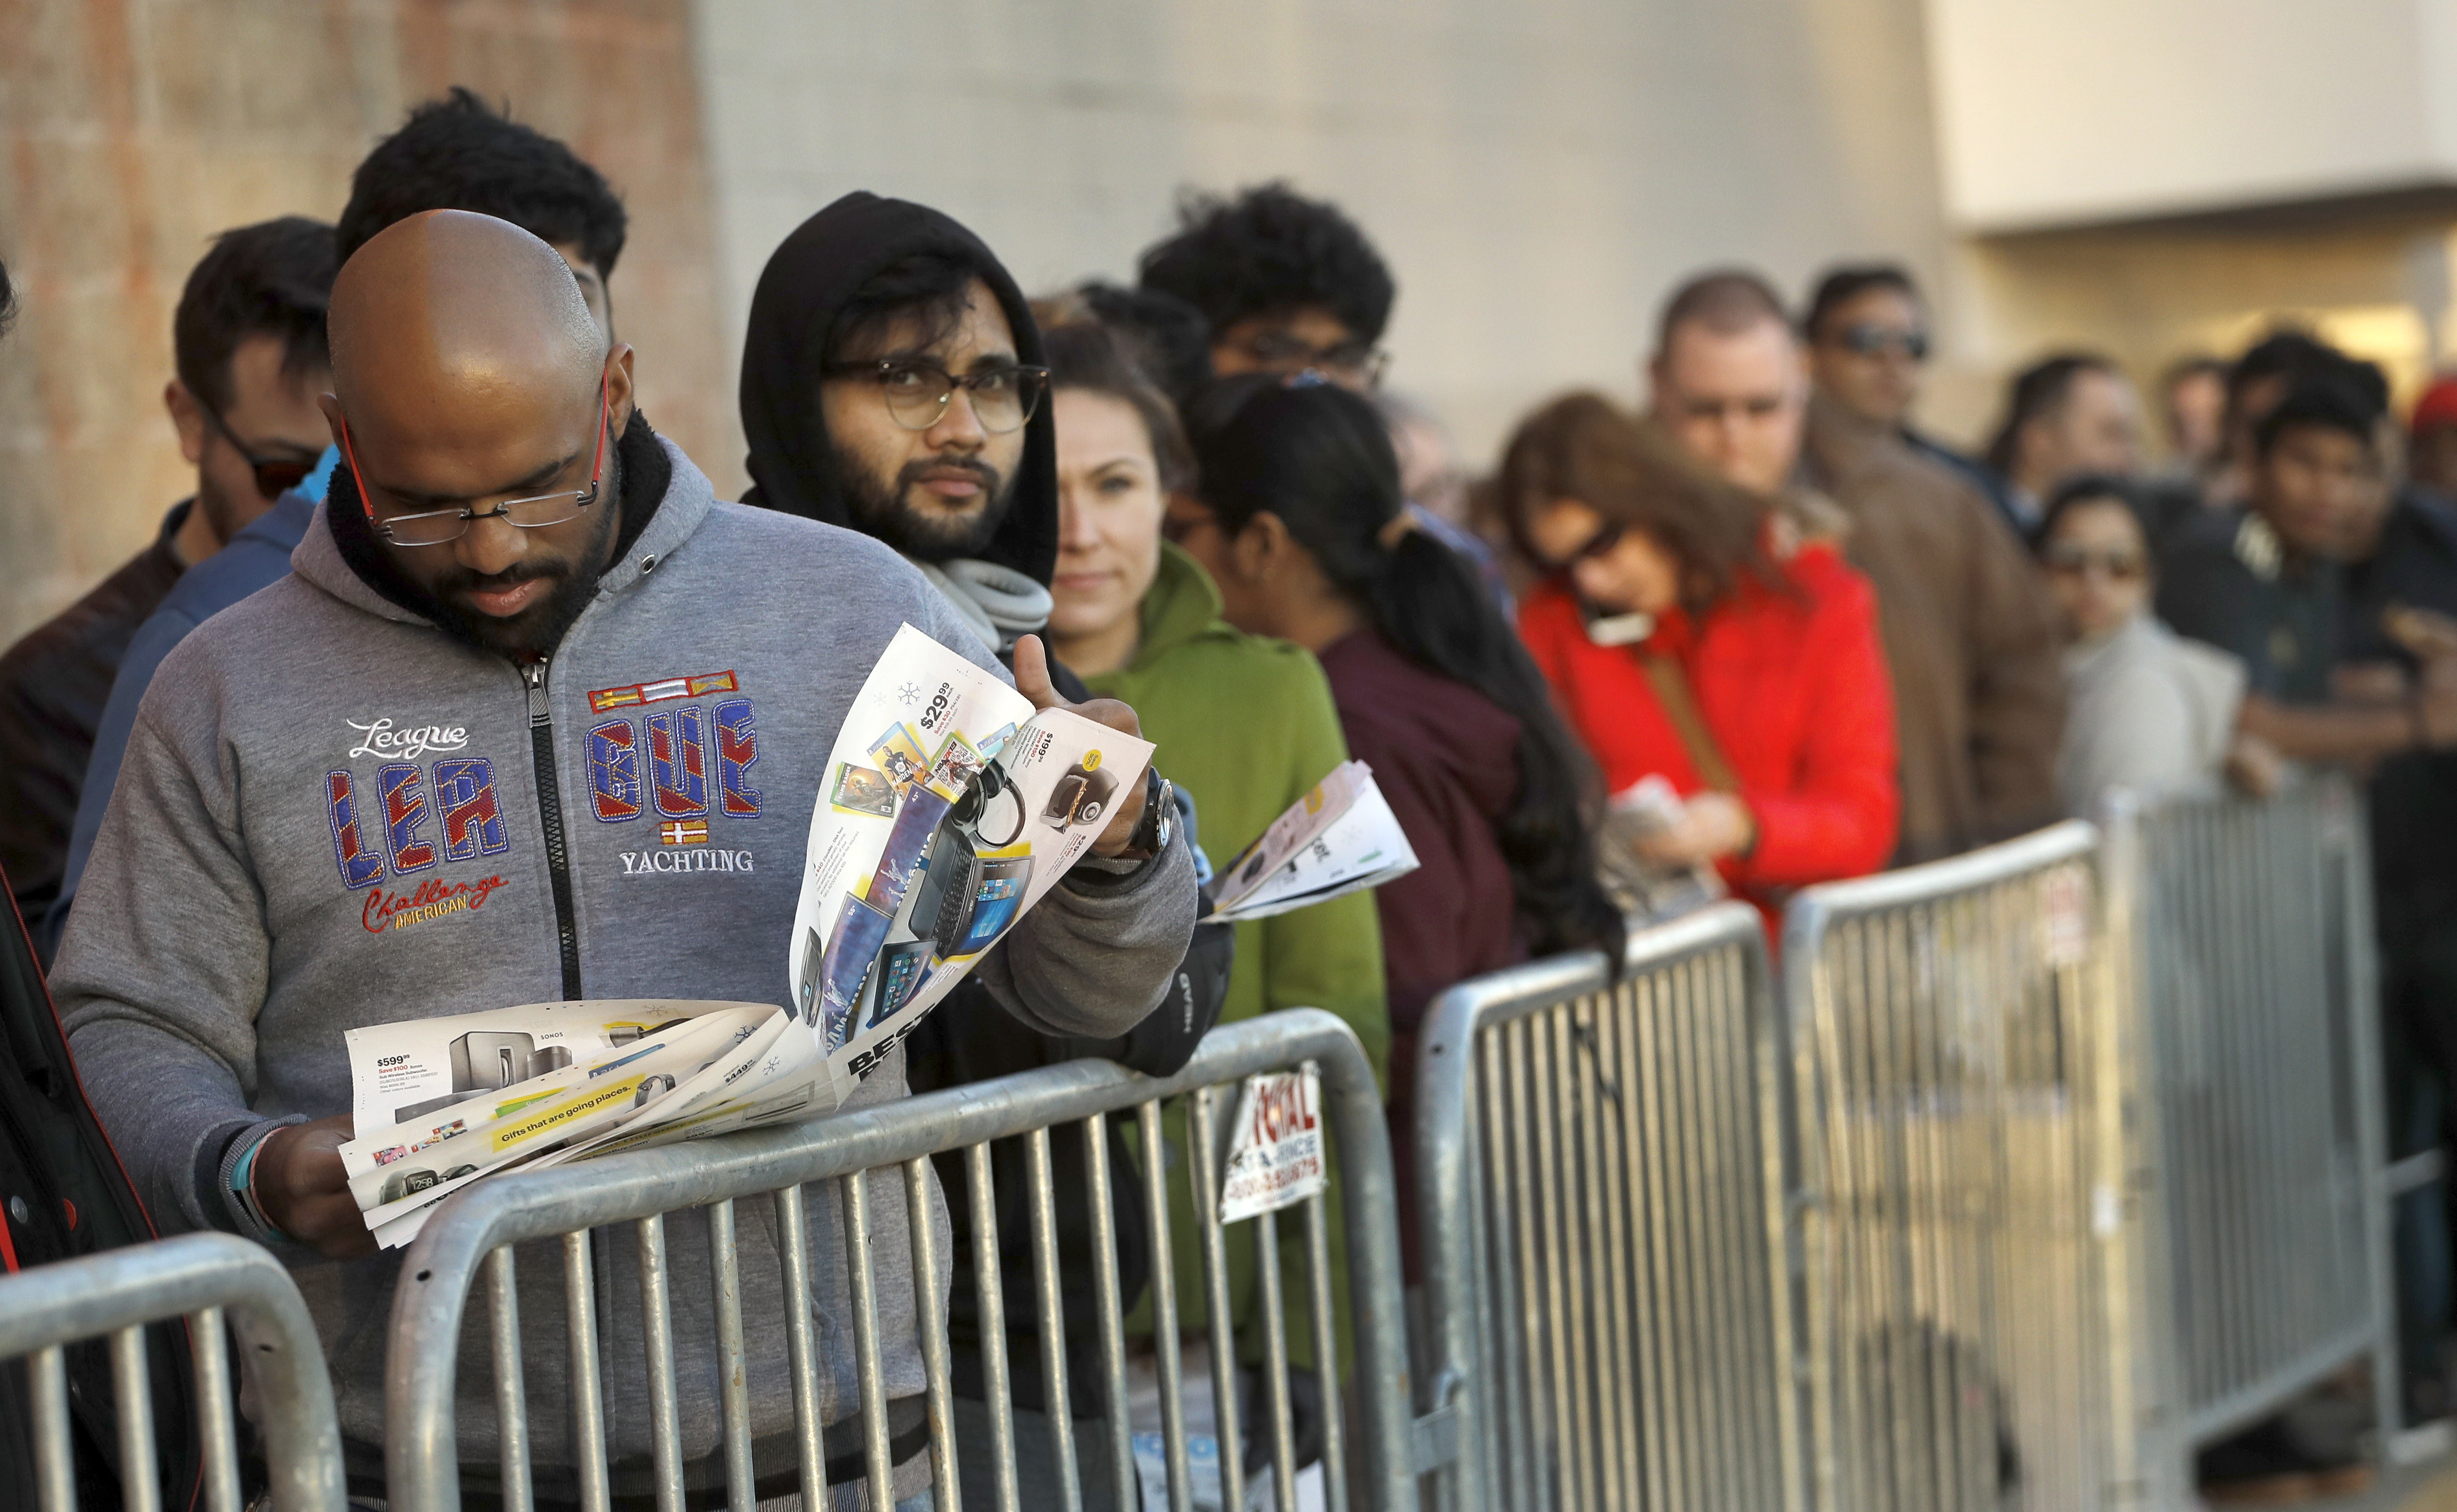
[589,720,642,823]
[648,706,709,818]
[379,763,439,876]
[715,698,761,817]
[433,758,509,862]
[327,771,385,891]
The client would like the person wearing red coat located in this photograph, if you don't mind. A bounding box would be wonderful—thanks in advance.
[1501,394,1900,920]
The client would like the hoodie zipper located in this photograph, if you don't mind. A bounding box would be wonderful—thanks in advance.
[523,657,585,1000]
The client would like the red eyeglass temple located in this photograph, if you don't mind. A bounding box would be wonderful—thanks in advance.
[343,367,612,524]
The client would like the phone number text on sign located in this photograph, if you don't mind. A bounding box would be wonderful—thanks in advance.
[1218,1065,1326,1223]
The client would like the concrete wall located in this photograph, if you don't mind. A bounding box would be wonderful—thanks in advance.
[1925,0,2457,232]
[0,0,728,644]
[691,0,1956,468]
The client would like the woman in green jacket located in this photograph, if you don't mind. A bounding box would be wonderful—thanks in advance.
[1038,307,1390,1448]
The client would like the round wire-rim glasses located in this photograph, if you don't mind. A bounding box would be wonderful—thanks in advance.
[342,369,611,547]
[829,358,1050,434]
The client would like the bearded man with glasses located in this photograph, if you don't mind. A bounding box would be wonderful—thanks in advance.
[52,209,1196,1509]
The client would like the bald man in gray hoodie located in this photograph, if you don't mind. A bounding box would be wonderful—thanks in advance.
[50,210,1196,1507]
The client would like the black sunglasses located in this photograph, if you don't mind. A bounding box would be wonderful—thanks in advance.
[1836,324,1930,362]
[201,402,320,500]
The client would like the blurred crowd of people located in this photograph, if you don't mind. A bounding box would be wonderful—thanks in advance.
[4,88,2456,1508]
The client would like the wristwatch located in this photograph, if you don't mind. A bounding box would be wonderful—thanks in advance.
[1114,771,1174,863]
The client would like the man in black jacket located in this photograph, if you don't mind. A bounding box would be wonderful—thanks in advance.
[738,193,1232,1509]
[0,219,335,940]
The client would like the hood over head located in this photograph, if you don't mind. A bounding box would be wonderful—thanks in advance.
[738,192,1059,586]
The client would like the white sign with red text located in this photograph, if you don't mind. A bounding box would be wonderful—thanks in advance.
[1218,1066,1327,1224]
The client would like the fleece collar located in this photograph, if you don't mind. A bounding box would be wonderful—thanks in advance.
[290,432,717,630]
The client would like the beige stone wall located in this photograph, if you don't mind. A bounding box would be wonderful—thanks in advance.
[691,0,1957,470]
[0,0,729,645]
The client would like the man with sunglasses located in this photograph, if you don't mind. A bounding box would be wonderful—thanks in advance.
[1803,262,2015,519]
[0,216,335,937]
[45,90,640,959]
[53,208,1194,1507]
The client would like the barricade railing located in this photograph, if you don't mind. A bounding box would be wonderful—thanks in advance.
[1783,821,2124,1511]
[1413,900,1805,1511]
[0,1229,347,1512]
[2101,776,2393,1499]
[385,1006,1415,1512]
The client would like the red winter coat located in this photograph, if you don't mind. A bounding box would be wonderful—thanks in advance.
[1518,541,1899,915]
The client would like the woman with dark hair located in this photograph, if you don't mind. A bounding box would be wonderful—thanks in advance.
[1501,392,1898,920]
[2033,474,2276,809]
[1173,374,1623,1181]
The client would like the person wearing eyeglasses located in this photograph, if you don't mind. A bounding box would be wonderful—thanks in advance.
[0,217,335,939]
[52,209,1194,1510]
[2033,477,2280,813]
[738,195,1218,1510]
[1503,392,1899,924]
[42,88,639,961]
[1803,263,2013,520]
[1137,182,1396,394]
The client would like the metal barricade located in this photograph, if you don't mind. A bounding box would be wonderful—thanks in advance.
[1783,821,2123,1511]
[1413,901,1806,1511]
[0,1229,347,1512]
[2101,777,2393,1498]
[385,1007,1414,1512]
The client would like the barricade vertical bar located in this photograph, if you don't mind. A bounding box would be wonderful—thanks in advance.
[636,1214,685,1512]
[772,1184,829,1511]
[842,1170,897,1508]
[1082,1114,1137,1508]
[905,1157,962,1512]
[193,1306,243,1512]
[562,1230,611,1512]
[966,1141,1022,1512]
[31,1343,75,1512]
[1137,1098,1194,1512]
[486,1245,534,1512]
[1188,1085,1246,1512]
[1589,989,1640,1505]
[111,1324,161,1512]
[1627,971,1674,1512]
[1301,1190,1348,1512]
[1568,998,1620,1510]
[705,1201,755,1511]
[1023,1127,1085,1511]
[1252,1206,1300,1512]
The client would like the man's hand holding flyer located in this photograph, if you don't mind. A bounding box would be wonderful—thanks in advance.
[336,624,1153,1247]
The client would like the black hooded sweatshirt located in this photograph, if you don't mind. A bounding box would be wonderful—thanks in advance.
[739,193,1231,1416]
[738,192,1060,588]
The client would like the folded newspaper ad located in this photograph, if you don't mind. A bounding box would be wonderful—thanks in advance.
[337,624,1154,1248]
[1204,759,1420,923]
[1596,773,1726,924]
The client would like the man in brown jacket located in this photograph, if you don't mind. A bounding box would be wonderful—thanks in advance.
[1646,269,2066,862]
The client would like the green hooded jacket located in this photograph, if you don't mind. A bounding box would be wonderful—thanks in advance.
[1084,541,1390,1378]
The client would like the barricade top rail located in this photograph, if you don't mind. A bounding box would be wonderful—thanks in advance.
[1781,818,2098,939]
[1416,898,1767,1054]
[0,1230,348,1512]
[388,1006,1413,1512]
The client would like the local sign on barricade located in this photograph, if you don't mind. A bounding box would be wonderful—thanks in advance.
[1219,1064,1326,1223]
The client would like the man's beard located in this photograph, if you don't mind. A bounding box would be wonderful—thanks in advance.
[423,456,623,660]
[839,451,1015,562]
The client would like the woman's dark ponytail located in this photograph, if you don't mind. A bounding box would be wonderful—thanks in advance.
[1187,376,1624,965]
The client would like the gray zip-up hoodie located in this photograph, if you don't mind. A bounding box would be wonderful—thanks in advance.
[49,431,1196,1502]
